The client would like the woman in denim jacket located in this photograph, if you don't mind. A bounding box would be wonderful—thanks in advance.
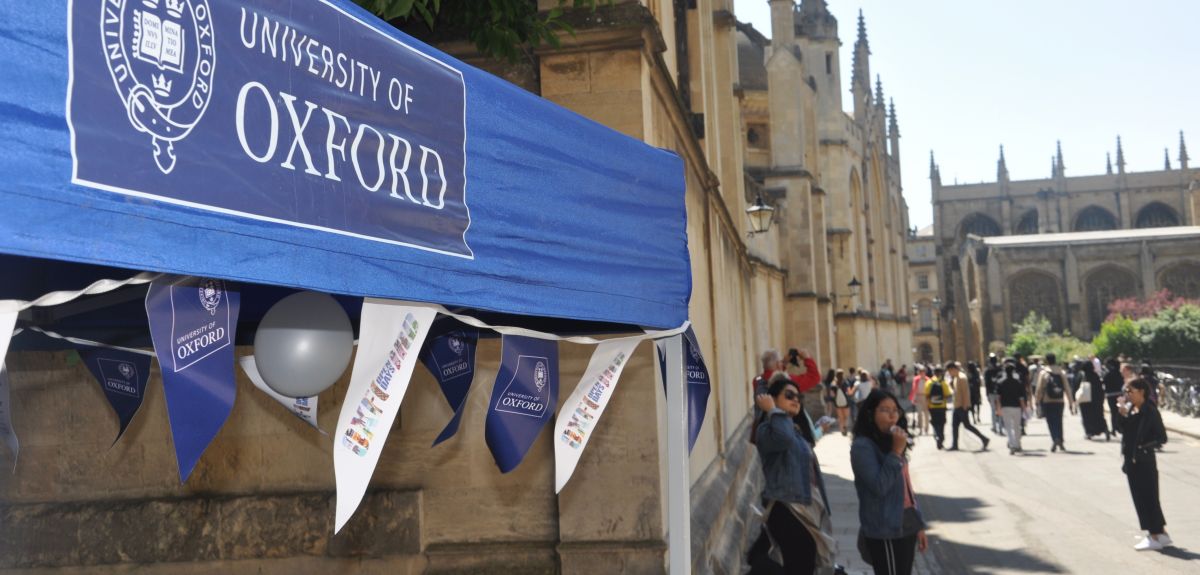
[754,377,836,573]
[851,390,928,575]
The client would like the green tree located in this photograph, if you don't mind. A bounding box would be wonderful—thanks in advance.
[1138,304,1200,360]
[1006,311,1093,359]
[355,0,608,61]
[1092,315,1142,359]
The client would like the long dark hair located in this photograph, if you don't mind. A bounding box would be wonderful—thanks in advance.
[767,379,817,446]
[852,389,909,457]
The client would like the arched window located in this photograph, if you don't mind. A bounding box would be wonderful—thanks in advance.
[918,343,934,363]
[1135,202,1180,228]
[1159,262,1200,299]
[1074,206,1118,232]
[1015,210,1039,235]
[959,213,1002,238]
[1086,265,1138,331]
[1009,271,1062,331]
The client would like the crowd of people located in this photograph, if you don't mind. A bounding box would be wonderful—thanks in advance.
[746,347,1173,575]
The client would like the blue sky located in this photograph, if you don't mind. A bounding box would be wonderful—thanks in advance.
[733,0,1200,228]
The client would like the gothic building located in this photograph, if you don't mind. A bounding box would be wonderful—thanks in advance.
[932,136,1200,362]
[737,0,912,371]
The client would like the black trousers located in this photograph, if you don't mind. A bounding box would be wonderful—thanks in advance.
[864,534,917,575]
[929,409,947,446]
[1126,453,1166,534]
[753,504,815,574]
[1108,395,1124,433]
[952,407,987,448]
[1043,402,1065,444]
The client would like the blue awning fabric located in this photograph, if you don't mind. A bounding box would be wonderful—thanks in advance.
[0,1,690,331]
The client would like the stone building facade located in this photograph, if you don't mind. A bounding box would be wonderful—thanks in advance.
[907,225,940,364]
[737,0,912,373]
[932,138,1200,362]
[1,2,910,574]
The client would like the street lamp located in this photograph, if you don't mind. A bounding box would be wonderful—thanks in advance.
[834,277,862,311]
[745,193,775,236]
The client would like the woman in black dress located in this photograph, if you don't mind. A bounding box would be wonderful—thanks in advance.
[1079,361,1109,440]
[966,361,983,424]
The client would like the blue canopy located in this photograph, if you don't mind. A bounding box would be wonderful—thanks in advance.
[0,1,690,330]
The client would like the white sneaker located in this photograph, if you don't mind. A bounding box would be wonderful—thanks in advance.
[1134,536,1163,551]
[1157,534,1174,547]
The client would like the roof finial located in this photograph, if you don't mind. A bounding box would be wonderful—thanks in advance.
[875,75,885,108]
[998,145,1009,182]
[1116,136,1127,174]
[888,98,899,136]
[857,9,868,46]
[929,150,941,184]
[1106,152,1113,175]
[1165,148,1172,171]
[1055,140,1065,176]
[1180,131,1189,170]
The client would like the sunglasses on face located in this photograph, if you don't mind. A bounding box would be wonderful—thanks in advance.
[782,390,800,401]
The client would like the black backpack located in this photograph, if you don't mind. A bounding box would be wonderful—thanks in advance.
[1045,372,1065,400]
[928,380,945,403]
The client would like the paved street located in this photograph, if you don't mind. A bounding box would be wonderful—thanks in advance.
[814,408,1200,574]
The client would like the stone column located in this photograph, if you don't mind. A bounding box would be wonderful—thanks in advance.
[1139,241,1156,297]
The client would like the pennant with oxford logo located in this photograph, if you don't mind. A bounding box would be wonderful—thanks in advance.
[80,347,152,445]
[485,335,558,473]
[145,276,240,482]
[240,355,325,434]
[553,338,640,492]
[656,327,711,453]
[419,328,479,446]
[334,299,435,533]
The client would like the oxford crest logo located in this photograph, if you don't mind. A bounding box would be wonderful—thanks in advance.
[117,362,135,380]
[534,361,547,393]
[448,335,464,356]
[101,0,215,174]
[198,279,222,315]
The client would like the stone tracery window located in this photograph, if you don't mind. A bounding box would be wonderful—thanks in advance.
[1009,271,1061,331]
[1015,210,1038,235]
[1160,262,1200,299]
[1073,206,1118,232]
[1086,266,1138,331]
[1135,202,1180,228]
[959,213,1002,238]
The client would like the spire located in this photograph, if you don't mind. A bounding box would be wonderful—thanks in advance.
[1116,136,1127,174]
[1106,152,1113,175]
[875,75,885,108]
[1055,140,1065,177]
[929,150,941,186]
[851,10,871,120]
[1165,148,1172,170]
[998,145,1009,182]
[1180,131,1190,170]
[888,98,899,136]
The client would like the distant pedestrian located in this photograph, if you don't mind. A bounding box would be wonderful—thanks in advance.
[851,369,874,422]
[851,390,928,575]
[966,361,983,424]
[909,366,930,436]
[947,362,989,452]
[833,369,852,436]
[1034,353,1077,452]
[1117,378,1172,551]
[984,354,1004,435]
[878,360,896,396]
[995,363,1028,454]
[1103,358,1125,434]
[924,366,951,450]
[822,369,837,417]
[1077,361,1109,441]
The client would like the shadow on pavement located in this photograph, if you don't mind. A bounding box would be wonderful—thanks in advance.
[919,491,1066,573]
[1159,546,1200,561]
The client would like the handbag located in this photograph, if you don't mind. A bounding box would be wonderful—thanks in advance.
[1075,381,1092,404]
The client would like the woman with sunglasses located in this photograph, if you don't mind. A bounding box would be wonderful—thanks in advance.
[851,390,928,575]
[1118,378,1171,551]
[754,378,836,573]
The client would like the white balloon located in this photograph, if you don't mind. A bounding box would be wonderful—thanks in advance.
[254,291,354,397]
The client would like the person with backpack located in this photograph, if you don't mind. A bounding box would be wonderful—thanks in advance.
[832,369,852,436]
[948,362,990,452]
[924,366,951,450]
[1078,361,1109,441]
[909,366,931,436]
[983,354,1004,435]
[1034,353,1077,452]
[995,363,1028,454]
